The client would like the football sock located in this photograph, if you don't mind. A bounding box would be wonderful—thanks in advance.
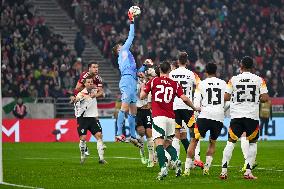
[250,143,257,165]
[245,143,257,173]
[181,138,190,153]
[97,139,104,160]
[138,135,145,157]
[205,156,213,169]
[147,137,154,162]
[128,114,136,138]
[221,141,235,173]
[116,110,125,136]
[165,145,178,162]
[156,145,166,168]
[195,140,201,161]
[241,136,249,160]
[172,137,180,158]
[165,150,171,163]
[79,140,86,155]
[185,157,193,172]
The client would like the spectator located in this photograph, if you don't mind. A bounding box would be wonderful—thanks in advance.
[12,98,27,119]
[74,32,85,57]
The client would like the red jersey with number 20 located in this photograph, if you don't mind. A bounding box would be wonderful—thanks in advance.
[144,76,184,118]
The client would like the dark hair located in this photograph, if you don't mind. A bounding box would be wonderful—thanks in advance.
[205,63,217,75]
[178,51,188,65]
[112,43,122,56]
[160,61,171,74]
[88,60,97,68]
[154,65,160,77]
[241,56,253,69]
[171,60,179,69]
[83,75,93,84]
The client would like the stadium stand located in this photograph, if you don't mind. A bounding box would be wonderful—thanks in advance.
[60,0,284,97]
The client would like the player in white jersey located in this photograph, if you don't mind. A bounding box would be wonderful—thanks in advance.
[74,76,107,164]
[183,63,226,176]
[220,56,269,180]
[136,67,155,167]
[169,52,203,168]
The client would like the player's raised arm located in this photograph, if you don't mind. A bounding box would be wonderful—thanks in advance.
[122,11,135,50]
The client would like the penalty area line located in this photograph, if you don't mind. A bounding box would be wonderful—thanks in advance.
[0,182,44,189]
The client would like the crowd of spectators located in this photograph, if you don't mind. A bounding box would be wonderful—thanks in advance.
[63,0,284,97]
[1,0,85,99]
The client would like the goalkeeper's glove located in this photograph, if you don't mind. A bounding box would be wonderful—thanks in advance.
[128,11,134,22]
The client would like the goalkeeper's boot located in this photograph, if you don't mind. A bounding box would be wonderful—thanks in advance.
[156,166,168,180]
[84,146,90,156]
[203,167,210,175]
[147,160,154,168]
[174,160,182,177]
[244,172,257,180]
[99,159,108,164]
[130,137,143,148]
[115,135,126,142]
[194,159,204,169]
[219,172,228,179]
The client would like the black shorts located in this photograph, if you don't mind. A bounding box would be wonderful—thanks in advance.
[77,117,102,136]
[229,118,259,141]
[194,118,223,140]
[136,109,152,130]
[174,109,194,129]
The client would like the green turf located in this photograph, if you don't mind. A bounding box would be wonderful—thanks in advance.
[1,141,284,189]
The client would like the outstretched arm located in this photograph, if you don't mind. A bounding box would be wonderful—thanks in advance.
[122,23,134,50]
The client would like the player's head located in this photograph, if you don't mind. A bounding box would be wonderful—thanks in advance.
[88,61,99,75]
[240,56,254,71]
[83,76,94,89]
[171,60,178,70]
[178,51,188,65]
[159,61,171,75]
[154,65,160,77]
[205,62,217,76]
[112,43,122,56]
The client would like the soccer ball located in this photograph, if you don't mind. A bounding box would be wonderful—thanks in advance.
[129,6,141,17]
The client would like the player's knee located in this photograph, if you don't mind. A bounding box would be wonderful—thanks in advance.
[145,128,152,138]
[95,132,103,140]
[136,126,145,136]
[228,138,237,143]
[80,135,87,141]
[209,138,216,144]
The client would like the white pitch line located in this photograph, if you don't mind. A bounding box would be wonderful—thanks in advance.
[0,182,44,189]
[19,156,284,172]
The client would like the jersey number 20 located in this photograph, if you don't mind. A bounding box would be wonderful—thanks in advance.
[155,85,174,103]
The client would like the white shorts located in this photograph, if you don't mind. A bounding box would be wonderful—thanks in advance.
[152,116,175,140]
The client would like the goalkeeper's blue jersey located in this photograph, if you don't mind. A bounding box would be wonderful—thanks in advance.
[118,24,145,80]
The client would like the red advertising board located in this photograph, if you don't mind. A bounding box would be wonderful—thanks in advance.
[2,119,92,142]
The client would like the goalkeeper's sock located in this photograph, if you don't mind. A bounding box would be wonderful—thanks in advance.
[156,145,166,168]
[181,138,189,153]
[147,137,154,162]
[116,110,125,136]
[172,137,180,158]
[79,140,86,155]
[128,114,136,138]
[97,139,105,161]
[221,141,235,173]
[165,145,178,162]
[194,140,201,161]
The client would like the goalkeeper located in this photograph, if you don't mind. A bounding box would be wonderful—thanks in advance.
[112,8,151,146]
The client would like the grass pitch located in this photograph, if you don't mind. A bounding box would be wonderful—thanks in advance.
[2,141,284,189]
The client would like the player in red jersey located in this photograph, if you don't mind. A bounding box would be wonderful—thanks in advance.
[70,60,105,156]
[140,61,200,180]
